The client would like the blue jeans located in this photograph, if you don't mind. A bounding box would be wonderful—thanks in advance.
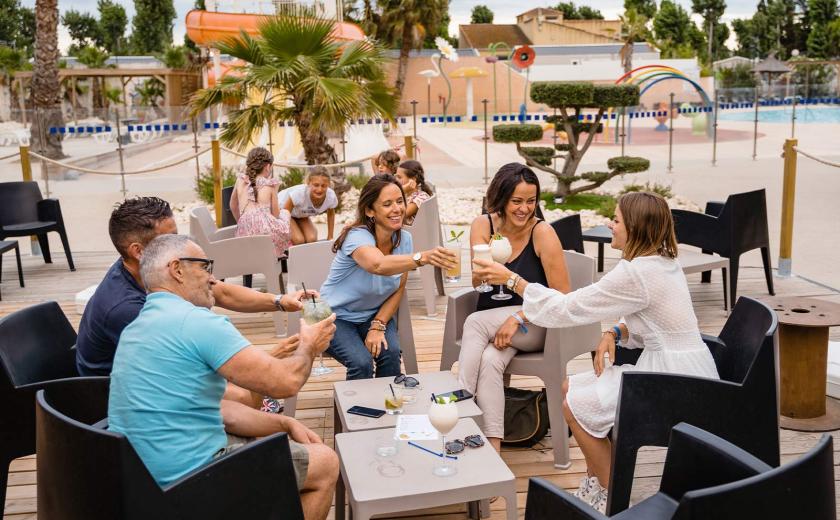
[327,316,402,380]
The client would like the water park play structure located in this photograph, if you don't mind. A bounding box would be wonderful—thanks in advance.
[184,9,373,163]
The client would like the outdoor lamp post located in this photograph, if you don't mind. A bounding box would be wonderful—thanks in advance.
[487,42,514,116]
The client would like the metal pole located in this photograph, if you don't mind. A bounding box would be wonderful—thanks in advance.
[791,94,797,138]
[192,117,201,186]
[410,100,418,143]
[212,139,223,227]
[778,138,798,277]
[620,107,626,156]
[752,86,759,160]
[552,107,558,171]
[667,93,674,173]
[340,128,347,181]
[507,52,513,116]
[113,107,127,198]
[426,81,431,119]
[712,95,719,166]
[482,99,489,184]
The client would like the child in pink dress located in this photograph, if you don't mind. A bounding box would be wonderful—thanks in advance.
[230,147,292,257]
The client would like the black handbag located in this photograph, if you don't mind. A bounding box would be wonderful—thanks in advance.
[502,387,550,447]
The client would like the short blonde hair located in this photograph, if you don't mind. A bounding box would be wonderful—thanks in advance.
[618,191,678,261]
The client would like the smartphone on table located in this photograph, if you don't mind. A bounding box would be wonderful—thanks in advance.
[434,389,474,403]
[347,405,386,418]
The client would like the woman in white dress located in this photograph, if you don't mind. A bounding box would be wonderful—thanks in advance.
[473,191,719,513]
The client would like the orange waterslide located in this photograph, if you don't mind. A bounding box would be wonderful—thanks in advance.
[185,9,365,47]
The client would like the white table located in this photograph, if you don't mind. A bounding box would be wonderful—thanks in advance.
[335,418,516,520]
[677,247,730,311]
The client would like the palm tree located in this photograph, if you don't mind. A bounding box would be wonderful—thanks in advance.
[0,46,30,122]
[618,8,650,73]
[76,46,110,111]
[377,0,448,100]
[190,15,396,195]
[31,0,65,158]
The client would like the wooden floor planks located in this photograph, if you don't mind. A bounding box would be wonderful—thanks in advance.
[2,250,840,519]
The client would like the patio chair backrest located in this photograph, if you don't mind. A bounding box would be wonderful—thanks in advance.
[189,206,218,250]
[0,301,78,388]
[286,240,336,292]
[714,297,777,385]
[563,249,595,290]
[221,186,236,227]
[0,181,42,227]
[408,194,441,251]
[36,379,174,520]
[550,214,585,254]
[719,189,770,255]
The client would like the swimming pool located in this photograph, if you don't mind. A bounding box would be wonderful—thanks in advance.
[719,106,840,123]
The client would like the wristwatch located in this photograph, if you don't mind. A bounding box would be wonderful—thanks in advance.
[273,294,284,311]
[505,274,520,291]
[412,252,423,267]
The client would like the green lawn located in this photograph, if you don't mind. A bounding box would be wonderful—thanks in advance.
[541,192,615,217]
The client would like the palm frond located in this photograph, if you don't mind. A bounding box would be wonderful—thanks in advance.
[216,30,266,66]
[220,102,282,150]
[188,75,249,115]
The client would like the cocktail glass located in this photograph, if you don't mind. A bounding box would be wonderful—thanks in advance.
[429,398,459,477]
[302,298,334,376]
[472,244,494,293]
[490,236,513,301]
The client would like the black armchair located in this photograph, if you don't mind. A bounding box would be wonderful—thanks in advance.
[524,423,834,520]
[0,181,75,271]
[0,301,80,518]
[607,297,780,515]
[550,214,585,254]
[36,378,304,520]
[671,189,773,307]
[221,185,237,228]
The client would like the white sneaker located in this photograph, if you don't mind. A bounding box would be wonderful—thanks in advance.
[591,488,608,514]
[572,476,602,504]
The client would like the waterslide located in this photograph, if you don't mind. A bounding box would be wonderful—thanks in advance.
[185,10,367,163]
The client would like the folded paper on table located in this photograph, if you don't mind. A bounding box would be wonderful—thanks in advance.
[394,414,439,441]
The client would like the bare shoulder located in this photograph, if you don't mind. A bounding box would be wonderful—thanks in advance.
[470,214,491,243]
[533,220,561,249]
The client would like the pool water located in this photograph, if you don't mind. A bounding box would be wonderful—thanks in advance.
[719,106,840,123]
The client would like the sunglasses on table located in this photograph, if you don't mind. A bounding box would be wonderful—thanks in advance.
[393,374,419,388]
[445,435,485,455]
[178,257,214,274]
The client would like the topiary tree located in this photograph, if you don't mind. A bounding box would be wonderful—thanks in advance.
[493,82,650,197]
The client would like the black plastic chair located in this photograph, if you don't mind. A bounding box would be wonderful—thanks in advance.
[550,214,585,254]
[524,423,834,520]
[607,296,780,515]
[0,301,80,518]
[0,181,75,271]
[671,189,774,308]
[221,185,237,228]
[36,378,304,520]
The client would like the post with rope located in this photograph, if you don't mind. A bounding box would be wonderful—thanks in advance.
[113,107,127,198]
[482,99,489,184]
[410,100,418,143]
[36,108,50,198]
[192,117,201,186]
[19,145,40,255]
[778,139,798,277]
[790,94,797,138]
[404,135,414,160]
[212,139,223,228]
[712,95,719,166]
[667,93,675,173]
[752,86,759,160]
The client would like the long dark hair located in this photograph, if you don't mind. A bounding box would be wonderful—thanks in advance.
[398,160,433,195]
[485,163,541,222]
[333,173,405,253]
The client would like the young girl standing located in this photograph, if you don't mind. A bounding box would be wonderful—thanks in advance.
[394,160,433,226]
[279,166,338,244]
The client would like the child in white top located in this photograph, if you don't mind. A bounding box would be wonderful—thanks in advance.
[278,166,338,244]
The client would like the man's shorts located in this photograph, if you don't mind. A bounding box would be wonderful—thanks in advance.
[215,433,309,490]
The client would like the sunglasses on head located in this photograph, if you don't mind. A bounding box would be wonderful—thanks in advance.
[445,434,485,455]
[393,374,419,388]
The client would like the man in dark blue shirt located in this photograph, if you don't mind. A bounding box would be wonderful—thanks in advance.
[76,197,304,385]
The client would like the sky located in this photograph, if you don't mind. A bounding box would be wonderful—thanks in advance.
[20,0,759,54]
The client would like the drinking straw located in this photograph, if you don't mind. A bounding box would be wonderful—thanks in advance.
[431,392,437,403]
[389,384,397,398]
[408,441,458,460]
[301,282,316,305]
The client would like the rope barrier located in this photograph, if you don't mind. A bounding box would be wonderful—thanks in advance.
[792,146,840,169]
[28,147,211,176]
[220,141,407,169]
[0,151,20,161]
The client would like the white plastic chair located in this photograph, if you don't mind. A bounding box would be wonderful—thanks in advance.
[406,194,445,316]
[439,250,600,468]
[189,206,286,336]
[281,239,418,417]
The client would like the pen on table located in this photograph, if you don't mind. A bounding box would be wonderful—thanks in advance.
[408,441,458,460]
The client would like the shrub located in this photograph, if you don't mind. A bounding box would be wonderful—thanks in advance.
[607,156,650,174]
[531,82,639,108]
[520,146,556,166]
[619,181,673,199]
[195,165,238,204]
[347,171,370,190]
[598,197,617,218]
[279,167,306,190]
[492,124,544,143]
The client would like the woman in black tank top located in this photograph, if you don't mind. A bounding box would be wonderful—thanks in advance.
[456,163,571,453]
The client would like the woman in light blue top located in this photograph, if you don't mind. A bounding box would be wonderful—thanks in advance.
[320,174,457,380]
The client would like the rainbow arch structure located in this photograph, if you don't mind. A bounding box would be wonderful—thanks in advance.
[616,65,712,104]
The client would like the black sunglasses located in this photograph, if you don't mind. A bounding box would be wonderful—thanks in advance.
[445,434,485,455]
[393,374,419,388]
[178,257,214,274]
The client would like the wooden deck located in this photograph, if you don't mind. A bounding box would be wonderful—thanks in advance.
[3,249,840,519]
